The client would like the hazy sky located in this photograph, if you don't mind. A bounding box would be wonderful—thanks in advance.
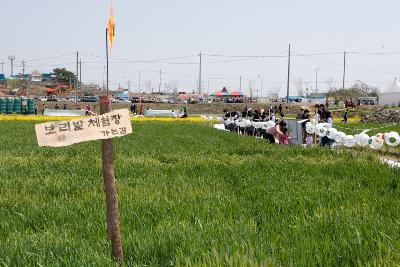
[1,0,400,96]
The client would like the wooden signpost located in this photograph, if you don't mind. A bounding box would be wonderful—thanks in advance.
[35,101,130,262]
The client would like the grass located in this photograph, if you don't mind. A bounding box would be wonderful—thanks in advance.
[0,121,400,266]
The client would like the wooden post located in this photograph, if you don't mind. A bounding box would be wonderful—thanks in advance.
[100,95,123,262]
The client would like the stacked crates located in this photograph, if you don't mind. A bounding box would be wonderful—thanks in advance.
[0,98,6,113]
[0,97,36,114]
[27,99,35,114]
[14,98,22,114]
[6,98,14,114]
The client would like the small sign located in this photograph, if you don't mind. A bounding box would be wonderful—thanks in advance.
[35,109,132,147]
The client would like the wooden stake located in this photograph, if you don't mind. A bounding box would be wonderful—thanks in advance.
[100,95,123,262]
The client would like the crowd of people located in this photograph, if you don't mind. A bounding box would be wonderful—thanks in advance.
[223,104,289,144]
[130,102,188,118]
[223,103,336,147]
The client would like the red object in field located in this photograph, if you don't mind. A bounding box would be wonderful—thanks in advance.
[46,84,73,96]
[215,91,227,97]
[231,91,245,97]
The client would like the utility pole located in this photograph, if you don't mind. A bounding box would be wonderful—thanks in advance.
[260,75,263,98]
[27,75,30,97]
[342,52,346,90]
[207,79,210,96]
[158,70,162,93]
[138,71,141,93]
[239,76,242,91]
[75,51,79,107]
[1,62,4,74]
[248,80,253,101]
[286,44,291,103]
[315,68,319,94]
[8,55,15,77]
[22,60,26,76]
[79,59,82,85]
[198,50,202,94]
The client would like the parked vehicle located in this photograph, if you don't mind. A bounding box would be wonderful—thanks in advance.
[81,96,98,102]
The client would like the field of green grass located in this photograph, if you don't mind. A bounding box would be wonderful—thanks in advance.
[1,121,400,266]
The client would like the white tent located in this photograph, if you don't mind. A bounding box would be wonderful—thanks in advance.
[379,78,400,106]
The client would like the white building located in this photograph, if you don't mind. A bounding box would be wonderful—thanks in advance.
[379,78,400,106]
[31,73,42,82]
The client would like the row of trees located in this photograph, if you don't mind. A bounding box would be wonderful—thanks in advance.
[292,77,380,100]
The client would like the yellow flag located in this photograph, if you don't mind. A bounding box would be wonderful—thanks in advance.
[107,3,115,52]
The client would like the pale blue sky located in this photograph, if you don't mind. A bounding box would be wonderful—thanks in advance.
[1,0,400,96]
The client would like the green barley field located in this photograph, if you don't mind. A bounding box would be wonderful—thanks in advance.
[1,121,400,266]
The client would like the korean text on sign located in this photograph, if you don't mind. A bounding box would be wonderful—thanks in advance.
[35,109,132,147]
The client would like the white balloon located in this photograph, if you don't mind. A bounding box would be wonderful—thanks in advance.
[344,135,356,147]
[354,133,369,147]
[334,132,347,144]
[305,122,315,134]
[310,118,317,125]
[224,119,231,125]
[326,128,338,139]
[369,134,384,150]
[384,132,400,147]
[315,123,328,137]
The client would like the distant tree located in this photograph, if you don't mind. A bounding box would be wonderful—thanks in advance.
[327,81,380,100]
[325,77,336,91]
[31,69,42,75]
[145,80,152,93]
[53,68,76,87]
[294,77,304,96]
[167,80,178,94]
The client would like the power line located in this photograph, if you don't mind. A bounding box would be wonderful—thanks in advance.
[23,53,75,62]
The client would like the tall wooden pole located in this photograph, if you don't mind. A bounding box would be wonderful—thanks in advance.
[106,29,109,96]
[102,28,123,263]
[198,50,202,94]
[76,51,79,107]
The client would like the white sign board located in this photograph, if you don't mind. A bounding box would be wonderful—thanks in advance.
[35,109,132,147]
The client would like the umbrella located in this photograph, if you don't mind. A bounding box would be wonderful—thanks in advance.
[231,91,245,97]
[215,91,227,97]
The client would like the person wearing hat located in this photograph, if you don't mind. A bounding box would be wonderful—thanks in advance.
[296,107,304,120]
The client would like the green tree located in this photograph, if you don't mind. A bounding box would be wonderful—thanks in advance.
[53,68,77,87]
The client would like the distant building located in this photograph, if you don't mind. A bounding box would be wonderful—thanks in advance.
[41,73,55,82]
[0,74,6,85]
[81,83,101,92]
[116,90,129,100]
[12,73,31,80]
[31,73,42,82]
[287,96,306,103]
[307,93,327,104]
[379,78,400,106]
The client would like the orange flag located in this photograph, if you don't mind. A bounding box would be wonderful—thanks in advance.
[107,3,115,53]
